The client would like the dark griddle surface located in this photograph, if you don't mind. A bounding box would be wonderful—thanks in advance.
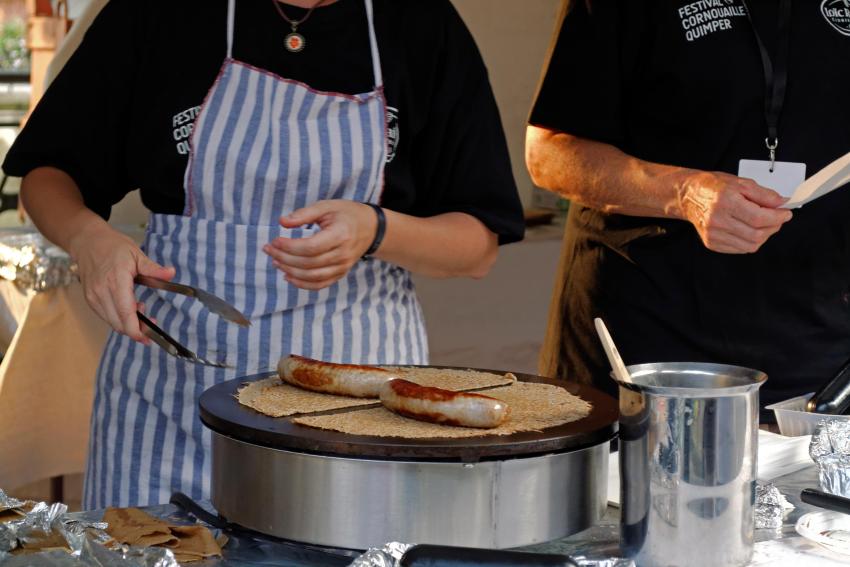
[199,368,618,461]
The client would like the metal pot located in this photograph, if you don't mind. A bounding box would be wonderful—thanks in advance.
[616,362,767,567]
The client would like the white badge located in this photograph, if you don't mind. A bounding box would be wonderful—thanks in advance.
[738,159,806,199]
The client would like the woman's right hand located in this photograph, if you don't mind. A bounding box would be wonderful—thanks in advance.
[676,171,794,254]
[68,223,175,343]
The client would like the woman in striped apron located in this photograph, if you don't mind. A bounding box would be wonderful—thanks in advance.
[12,0,519,509]
[80,0,434,508]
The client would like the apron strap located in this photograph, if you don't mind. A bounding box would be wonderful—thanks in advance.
[227,0,235,59]
[364,0,383,89]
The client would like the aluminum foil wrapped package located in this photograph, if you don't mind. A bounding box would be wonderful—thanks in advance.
[754,482,794,530]
[0,231,77,292]
[0,488,27,511]
[810,420,850,498]
[349,542,414,567]
[572,557,635,567]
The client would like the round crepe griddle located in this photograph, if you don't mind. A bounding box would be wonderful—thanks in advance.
[199,368,618,461]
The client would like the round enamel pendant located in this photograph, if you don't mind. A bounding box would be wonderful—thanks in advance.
[285,32,306,52]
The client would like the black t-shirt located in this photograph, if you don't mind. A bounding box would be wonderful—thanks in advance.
[529,0,850,412]
[3,0,524,245]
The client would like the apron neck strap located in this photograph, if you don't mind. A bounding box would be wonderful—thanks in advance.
[225,0,382,88]
[364,0,383,89]
[227,0,235,59]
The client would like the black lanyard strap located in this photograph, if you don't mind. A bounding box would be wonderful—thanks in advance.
[741,0,792,163]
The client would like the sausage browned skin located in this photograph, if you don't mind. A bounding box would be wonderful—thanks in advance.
[278,354,396,398]
[379,378,510,428]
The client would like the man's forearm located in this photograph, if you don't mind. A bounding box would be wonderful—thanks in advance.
[525,125,691,219]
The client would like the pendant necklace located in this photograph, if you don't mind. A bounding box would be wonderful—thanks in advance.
[271,0,326,53]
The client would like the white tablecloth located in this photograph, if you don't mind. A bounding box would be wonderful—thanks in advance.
[0,280,108,491]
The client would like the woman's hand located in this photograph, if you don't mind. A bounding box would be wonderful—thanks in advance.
[676,171,793,254]
[264,200,378,290]
[69,223,175,343]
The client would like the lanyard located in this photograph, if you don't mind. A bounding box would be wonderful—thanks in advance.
[741,0,792,171]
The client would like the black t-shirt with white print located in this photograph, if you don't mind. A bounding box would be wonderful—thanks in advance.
[530,0,850,414]
[3,0,524,245]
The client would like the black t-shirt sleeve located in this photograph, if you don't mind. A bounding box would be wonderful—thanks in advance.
[2,0,140,220]
[395,1,524,245]
[529,0,645,146]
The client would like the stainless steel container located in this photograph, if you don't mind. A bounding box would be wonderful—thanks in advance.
[616,363,766,567]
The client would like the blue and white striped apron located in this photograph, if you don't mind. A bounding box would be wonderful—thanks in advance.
[83,0,428,509]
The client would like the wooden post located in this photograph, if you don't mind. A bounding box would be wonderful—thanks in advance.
[23,0,70,125]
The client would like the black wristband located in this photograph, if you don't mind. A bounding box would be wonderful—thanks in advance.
[362,203,386,258]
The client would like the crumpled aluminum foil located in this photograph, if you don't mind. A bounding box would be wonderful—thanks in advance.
[0,542,180,567]
[810,420,850,498]
[77,536,180,567]
[0,488,180,566]
[572,557,635,567]
[754,482,794,529]
[0,488,27,511]
[349,541,414,567]
[0,232,77,292]
[60,516,111,554]
[347,542,635,567]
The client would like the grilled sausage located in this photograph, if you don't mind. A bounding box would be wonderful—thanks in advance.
[277,354,396,398]
[379,378,510,428]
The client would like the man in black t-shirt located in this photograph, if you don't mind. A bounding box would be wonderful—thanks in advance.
[527,0,850,420]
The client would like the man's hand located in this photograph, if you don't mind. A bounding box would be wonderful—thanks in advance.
[677,171,793,254]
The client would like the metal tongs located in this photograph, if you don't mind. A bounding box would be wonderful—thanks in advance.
[135,275,250,368]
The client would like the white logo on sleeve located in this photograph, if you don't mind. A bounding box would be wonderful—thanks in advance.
[677,0,747,42]
[171,105,202,156]
[822,0,850,36]
[385,106,399,164]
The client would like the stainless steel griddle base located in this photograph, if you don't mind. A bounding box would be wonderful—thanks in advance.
[211,431,609,550]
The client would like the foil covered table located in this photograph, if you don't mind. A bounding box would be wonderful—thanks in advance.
[61,464,848,566]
